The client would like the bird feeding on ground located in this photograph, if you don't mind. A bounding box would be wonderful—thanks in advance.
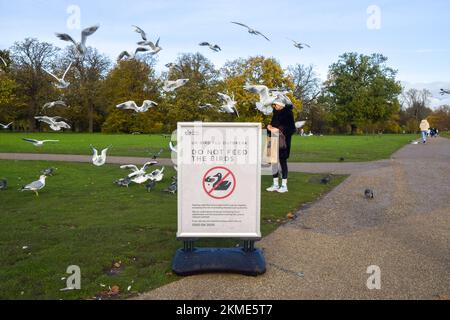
[43,62,72,89]
[19,175,47,196]
[199,42,221,52]
[114,177,132,188]
[0,122,13,129]
[56,25,99,58]
[0,179,7,190]
[35,116,71,131]
[217,92,239,117]
[231,22,270,41]
[116,100,158,113]
[364,189,374,199]
[22,138,59,147]
[91,145,110,167]
[163,181,177,194]
[41,167,57,176]
[145,180,156,192]
[163,79,189,92]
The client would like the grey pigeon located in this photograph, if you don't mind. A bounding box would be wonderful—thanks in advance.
[320,175,332,185]
[145,180,156,192]
[364,189,374,199]
[114,177,132,188]
[339,157,345,162]
[0,179,7,190]
[163,181,177,194]
[41,167,57,176]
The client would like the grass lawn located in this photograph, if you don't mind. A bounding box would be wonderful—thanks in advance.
[0,160,346,300]
[0,132,419,162]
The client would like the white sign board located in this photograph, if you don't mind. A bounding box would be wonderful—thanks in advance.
[177,122,262,239]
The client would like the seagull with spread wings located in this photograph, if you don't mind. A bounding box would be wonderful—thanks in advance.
[117,47,150,61]
[91,145,110,167]
[440,89,450,95]
[288,38,311,50]
[199,42,222,52]
[0,122,13,129]
[231,22,270,41]
[163,79,189,92]
[244,84,280,115]
[138,37,162,55]
[35,116,71,131]
[116,100,158,113]
[56,25,99,57]
[42,101,67,110]
[43,62,73,89]
[22,138,59,147]
[120,161,158,179]
[217,92,239,117]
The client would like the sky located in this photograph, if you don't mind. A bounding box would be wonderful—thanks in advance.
[1,0,449,107]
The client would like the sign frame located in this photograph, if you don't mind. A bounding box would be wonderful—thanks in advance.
[177,122,262,240]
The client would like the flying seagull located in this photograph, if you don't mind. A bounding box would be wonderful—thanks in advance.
[440,89,450,95]
[199,42,221,52]
[56,25,100,57]
[295,121,306,129]
[163,79,189,92]
[35,116,71,131]
[169,141,177,154]
[43,62,73,89]
[231,22,270,41]
[138,37,162,55]
[0,179,7,190]
[0,56,7,67]
[132,25,148,42]
[244,84,280,115]
[22,138,59,147]
[116,100,158,113]
[199,103,215,110]
[91,145,110,167]
[117,47,150,61]
[217,92,239,117]
[20,175,47,196]
[0,122,13,129]
[288,38,311,50]
[42,101,67,110]
[120,161,158,179]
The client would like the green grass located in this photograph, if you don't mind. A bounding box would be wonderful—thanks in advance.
[0,132,419,162]
[0,160,346,300]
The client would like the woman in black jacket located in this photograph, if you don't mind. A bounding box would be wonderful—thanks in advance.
[266,99,296,193]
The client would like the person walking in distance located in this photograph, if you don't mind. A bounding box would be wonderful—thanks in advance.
[419,119,430,144]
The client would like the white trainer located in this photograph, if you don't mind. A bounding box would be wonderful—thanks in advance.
[277,186,288,193]
[266,184,280,192]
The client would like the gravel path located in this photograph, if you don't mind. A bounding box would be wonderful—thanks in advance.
[133,137,450,300]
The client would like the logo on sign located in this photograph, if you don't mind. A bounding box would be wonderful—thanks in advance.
[202,167,236,200]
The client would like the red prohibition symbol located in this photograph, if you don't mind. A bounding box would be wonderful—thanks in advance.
[202,166,236,200]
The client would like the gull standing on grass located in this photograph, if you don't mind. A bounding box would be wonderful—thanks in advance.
[35,116,71,131]
[22,138,59,147]
[231,22,270,41]
[217,92,239,117]
[20,175,47,196]
[56,25,100,57]
[116,100,158,113]
[163,79,189,92]
[43,62,73,89]
[0,122,13,129]
[91,145,110,167]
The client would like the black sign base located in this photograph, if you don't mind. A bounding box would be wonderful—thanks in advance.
[172,246,266,276]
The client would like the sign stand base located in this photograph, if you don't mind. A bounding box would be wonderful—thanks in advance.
[172,241,266,276]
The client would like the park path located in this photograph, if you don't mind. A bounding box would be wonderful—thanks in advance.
[0,152,390,174]
[133,137,450,300]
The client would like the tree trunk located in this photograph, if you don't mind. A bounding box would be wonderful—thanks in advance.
[88,104,94,133]
[351,124,357,135]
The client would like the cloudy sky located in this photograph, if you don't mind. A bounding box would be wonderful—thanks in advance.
[1,0,449,107]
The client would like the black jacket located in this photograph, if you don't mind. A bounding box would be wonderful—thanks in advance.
[270,104,296,160]
[270,104,296,137]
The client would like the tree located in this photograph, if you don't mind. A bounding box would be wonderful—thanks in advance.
[10,38,59,131]
[221,56,300,124]
[288,64,322,117]
[325,53,402,134]
[101,57,162,133]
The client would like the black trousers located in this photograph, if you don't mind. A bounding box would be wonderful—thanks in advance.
[272,158,289,179]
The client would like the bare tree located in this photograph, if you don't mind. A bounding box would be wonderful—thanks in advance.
[11,38,59,130]
[402,88,432,122]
